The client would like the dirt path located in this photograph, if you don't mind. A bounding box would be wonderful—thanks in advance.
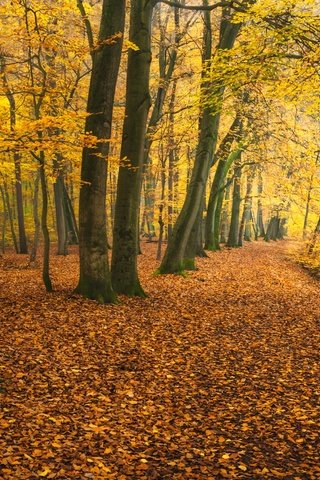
[0,241,319,479]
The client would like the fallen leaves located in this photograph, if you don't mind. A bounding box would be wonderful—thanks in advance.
[0,241,319,478]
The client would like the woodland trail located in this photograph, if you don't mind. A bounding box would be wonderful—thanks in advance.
[0,241,319,479]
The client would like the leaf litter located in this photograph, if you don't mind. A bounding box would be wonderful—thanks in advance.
[0,241,319,479]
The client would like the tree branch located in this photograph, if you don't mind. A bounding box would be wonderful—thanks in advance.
[76,0,94,52]
[159,0,231,11]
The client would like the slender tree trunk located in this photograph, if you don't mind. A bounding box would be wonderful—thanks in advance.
[14,153,28,253]
[54,171,68,256]
[256,170,265,237]
[220,180,231,244]
[112,0,155,296]
[167,78,178,240]
[0,186,7,254]
[227,159,242,247]
[238,168,254,246]
[303,175,313,239]
[76,0,125,303]
[30,171,40,263]
[2,181,18,253]
[39,152,53,292]
[156,164,166,260]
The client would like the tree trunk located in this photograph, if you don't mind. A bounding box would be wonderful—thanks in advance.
[156,165,166,261]
[227,159,242,247]
[30,171,40,263]
[0,185,7,254]
[14,153,28,253]
[76,0,125,303]
[303,175,313,239]
[238,168,254,246]
[167,78,178,240]
[112,0,155,296]
[2,181,18,253]
[39,152,53,292]
[265,216,280,242]
[54,172,68,256]
[63,182,79,245]
[220,181,231,244]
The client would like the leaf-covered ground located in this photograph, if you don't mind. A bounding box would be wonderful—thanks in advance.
[0,241,319,479]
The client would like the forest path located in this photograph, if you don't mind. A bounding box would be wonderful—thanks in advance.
[0,241,319,479]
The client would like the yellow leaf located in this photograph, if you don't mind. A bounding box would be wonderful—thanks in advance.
[222,453,230,460]
[238,464,247,471]
[38,467,51,477]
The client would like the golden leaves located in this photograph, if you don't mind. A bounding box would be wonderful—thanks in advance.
[0,241,320,478]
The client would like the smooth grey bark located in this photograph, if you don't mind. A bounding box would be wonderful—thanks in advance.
[112,0,156,296]
[227,158,242,247]
[76,0,125,303]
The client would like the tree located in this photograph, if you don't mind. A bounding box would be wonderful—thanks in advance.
[76,0,125,303]
[111,0,156,296]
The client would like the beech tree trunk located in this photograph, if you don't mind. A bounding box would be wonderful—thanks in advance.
[220,181,231,244]
[2,182,18,253]
[76,0,125,303]
[112,0,155,296]
[39,151,52,292]
[238,168,254,246]
[227,159,242,247]
[30,171,40,263]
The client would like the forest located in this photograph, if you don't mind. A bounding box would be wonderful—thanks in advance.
[0,0,320,479]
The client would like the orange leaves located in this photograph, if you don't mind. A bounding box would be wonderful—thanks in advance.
[0,241,320,478]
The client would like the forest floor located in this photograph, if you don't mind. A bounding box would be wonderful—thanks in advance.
[0,240,319,480]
